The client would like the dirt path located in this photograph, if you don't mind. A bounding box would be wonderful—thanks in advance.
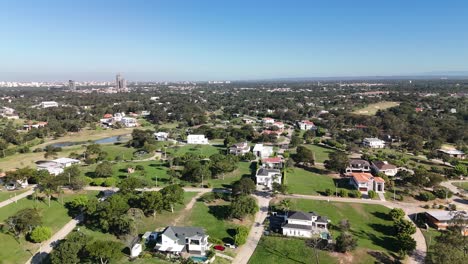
[172,190,209,226]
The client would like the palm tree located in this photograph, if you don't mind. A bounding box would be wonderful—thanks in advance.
[42,187,54,207]
[278,199,292,213]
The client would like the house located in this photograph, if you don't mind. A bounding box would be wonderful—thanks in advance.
[256,168,281,189]
[103,113,113,119]
[281,211,329,238]
[371,161,398,177]
[120,117,138,127]
[262,157,283,169]
[0,171,29,190]
[262,117,275,125]
[345,159,371,174]
[40,101,59,108]
[350,172,385,193]
[425,211,468,235]
[262,130,282,137]
[36,158,80,175]
[229,142,250,156]
[272,121,285,130]
[297,120,316,130]
[438,149,465,159]
[187,134,209,145]
[0,107,19,119]
[362,138,385,148]
[252,144,274,158]
[154,132,169,141]
[242,118,255,124]
[154,226,210,256]
[23,121,48,131]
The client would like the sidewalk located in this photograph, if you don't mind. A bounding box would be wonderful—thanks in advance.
[0,186,35,209]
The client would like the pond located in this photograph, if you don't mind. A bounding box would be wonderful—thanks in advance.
[48,134,131,148]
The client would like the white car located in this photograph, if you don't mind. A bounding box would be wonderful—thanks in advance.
[224,243,237,249]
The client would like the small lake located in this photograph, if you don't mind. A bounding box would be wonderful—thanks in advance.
[49,135,131,148]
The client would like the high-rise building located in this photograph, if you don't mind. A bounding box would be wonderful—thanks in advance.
[116,73,127,92]
[68,80,76,91]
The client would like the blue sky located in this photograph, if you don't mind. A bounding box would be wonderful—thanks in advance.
[0,0,467,81]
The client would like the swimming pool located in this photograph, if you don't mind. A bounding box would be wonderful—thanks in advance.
[190,256,208,263]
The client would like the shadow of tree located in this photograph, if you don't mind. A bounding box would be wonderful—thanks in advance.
[367,250,396,264]
[208,205,230,220]
[371,211,392,221]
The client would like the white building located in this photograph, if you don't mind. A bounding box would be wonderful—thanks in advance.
[229,142,250,156]
[362,138,385,148]
[252,144,274,158]
[350,172,385,193]
[371,161,398,177]
[256,168,281,189]
[40,101,59,108]
[438,149,465,159]
[154,132,169,141]
[36,158,80,176]
[155,226,210,256]
[297,120,316,130]
[120,117,138,127]
[262,117,275,125]
[282,211,329,238]
[187,134,209,144]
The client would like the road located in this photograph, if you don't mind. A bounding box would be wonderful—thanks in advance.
[233,191,271,264]
[440,180,468,211]
[0,186,36,209]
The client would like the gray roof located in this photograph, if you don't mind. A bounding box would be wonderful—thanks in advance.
[425,210,468,222]
[287,211,317,220]
[282,223,311,230]
[162,226,206,245]
[349,159,370,166]
[316,216,329,223]
[257,168,281,176]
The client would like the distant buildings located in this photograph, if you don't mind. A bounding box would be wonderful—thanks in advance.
[438,149,465,159]
[297,120,316,130]
[362,138,385,148]
[252,144,274,158]
[154,132,169,141]
[116,73,127,92]
[68,80,76,91]
[187,134,209,145]
[0,107,19,119]
[40,101,59,108]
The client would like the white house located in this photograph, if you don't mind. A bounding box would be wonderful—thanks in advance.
[36,158,80,176]
[350,172,385,193]
[120,117,138,127]
[282,211,329,238]
[40,101,59,108]
[252,144,274,158]
[362,138,385,148]
[371,161,398,177]
[256,168,281,189]
[229,142,250,156]
[187,134,209,145]
[345,159,371,174]
[297,120,316,130]
[154,132,169,141]
[262,157,283,169]
[262,117,275,125]
[130,243,142,258]
[242,118,255,124]
[438,149,465,159]
[155,226,210,256]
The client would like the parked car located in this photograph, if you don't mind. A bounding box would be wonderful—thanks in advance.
[224,243,236,249]
[213,245,225,251]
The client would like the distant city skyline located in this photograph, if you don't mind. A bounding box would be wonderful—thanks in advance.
[1,0,468,81]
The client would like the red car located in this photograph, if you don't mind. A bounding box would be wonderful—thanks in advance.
[213,245,225,251]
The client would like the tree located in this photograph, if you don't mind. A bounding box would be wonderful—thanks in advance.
[230,195,258,220]
[293,146,315,166]
[234,226,249,245]
[50,232,89,264]
[5,208,42,237]
[224,136,236,147]
[95,161,113,178]
[433,186,453,199]
[29,226,52,243]
[290,135,302,147]
[272,182,288,194]
[324,151,349,173]
[335,231,357,253]
[232,178,256,196]
[394,219,416,236]
[453,164,467,176]
[86,240,122,264]
[117,177,146,194]
[277,199,292,213]
[160,184,184,213]
[66,195,89,216]
[388,208,405,221]
[339,219,350,231]
[396,234,416,257]
[139,191,163,217]
[84,144,107,164]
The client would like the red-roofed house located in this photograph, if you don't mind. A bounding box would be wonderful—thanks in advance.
[350,172,385,193]
[103,113,113,118]
[273,121,285,130]
[298,120,316,130]
[262,117,275,125]
[262,157,283,169]
[262,130,282,137]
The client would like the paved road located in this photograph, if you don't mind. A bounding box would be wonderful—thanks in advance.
[0,186,36,209]
[233,191,271,264]
[26,215,82,264]
[440,180,468,211]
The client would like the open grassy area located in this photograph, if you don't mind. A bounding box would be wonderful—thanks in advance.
[453,182,468,191]
[209,161,253,188]
[286,167,352,195]
[167,144,224,157]
[0,188,29,203]
[249,236,339,264]
[352,101,400,116]
[421,228,440,250]
[0,191,98,264]
[303,144,335,163]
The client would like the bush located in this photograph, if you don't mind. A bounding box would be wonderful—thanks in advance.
[29,226,52,243]
[368,190,376,199]
[325,188,333,196]
[448,204,457,211]
[135,165,145,171]
[208,236,223,245]
[418,192,436,201]
[102,178,116,187]
[234,226,249,245]
[199,192,216,203]
[433,186,453,199]
[349,190,362,198]
[423,204,430,209]
[91,178,105,186]
[339,189,348,197]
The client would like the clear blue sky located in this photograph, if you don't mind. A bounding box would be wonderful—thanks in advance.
[1,0,467,81]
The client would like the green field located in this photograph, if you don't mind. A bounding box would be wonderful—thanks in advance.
[286,167,352,195]
[453,182,468,191]
[352,101,400,116]
[249,236,338,264]
[303,144,335,163]
[0,191,98,264]
[167,144,224,157]
[0,188,29,203]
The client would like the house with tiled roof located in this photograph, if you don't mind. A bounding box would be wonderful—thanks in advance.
[154,226,210,256]
[281,211,329,238]
[345,159,371,174]
[262,156,283,169]
[350,172,385,193]
[297,120,316,130]
[229,142,250,156]
[371,161,398,176]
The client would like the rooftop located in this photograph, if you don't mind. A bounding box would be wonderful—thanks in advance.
[257,168,281,176]
[262,157,282,163]
[351,172,373,183]
[372,160,397,170]
[425,211,468,221]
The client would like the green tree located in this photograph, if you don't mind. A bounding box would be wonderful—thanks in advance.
[232,178,256,196]
[66,195,89,216]
[454,164,467,176]
[50,232,89,264]
[29,226,52,243]
[388,208,405,221]
[335,231,357,253]
[160,184,184,213]
[230,195,258,220]
[139,191,163,217]
[86,240,122,264]
[277,199,292,213]
[234,226,249,245]
[324,151,349,173]
[117,177,146,194]
[293,146,315,166]
[394,219,416,236]
[95,161,113,178]
[5,208,42,237]
[396,234,416,258]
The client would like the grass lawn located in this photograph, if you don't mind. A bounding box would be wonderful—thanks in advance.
[208,161,253,188]
[421,228,440,250]
[453,182,468,191]
[303,144,335,163]
[167,144,224,157]
[0,191,98,264]
[352,101,400,116]
[249,236,339,264]
[286,167,352,195]
[370,148,447,171]
[0,188,29,203]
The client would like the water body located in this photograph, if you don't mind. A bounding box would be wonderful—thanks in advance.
[49,134,130,148]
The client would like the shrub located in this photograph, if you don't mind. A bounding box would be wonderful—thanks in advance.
[208,236,223,245]
[325,188,333,196]
[433,186,453,199]
[29,226,52,243]
[389,208,405,221]
[423,204,430,209]
[418,192,436,201]
[91,178,105,186]
[234,226,249,245]
[135,165,145,171]
[448,204,457,211]
[349,190,362,198]
[339,189,348,197]
[368,190,376,199]
[102,178,117,187]
[199,192,216,203]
